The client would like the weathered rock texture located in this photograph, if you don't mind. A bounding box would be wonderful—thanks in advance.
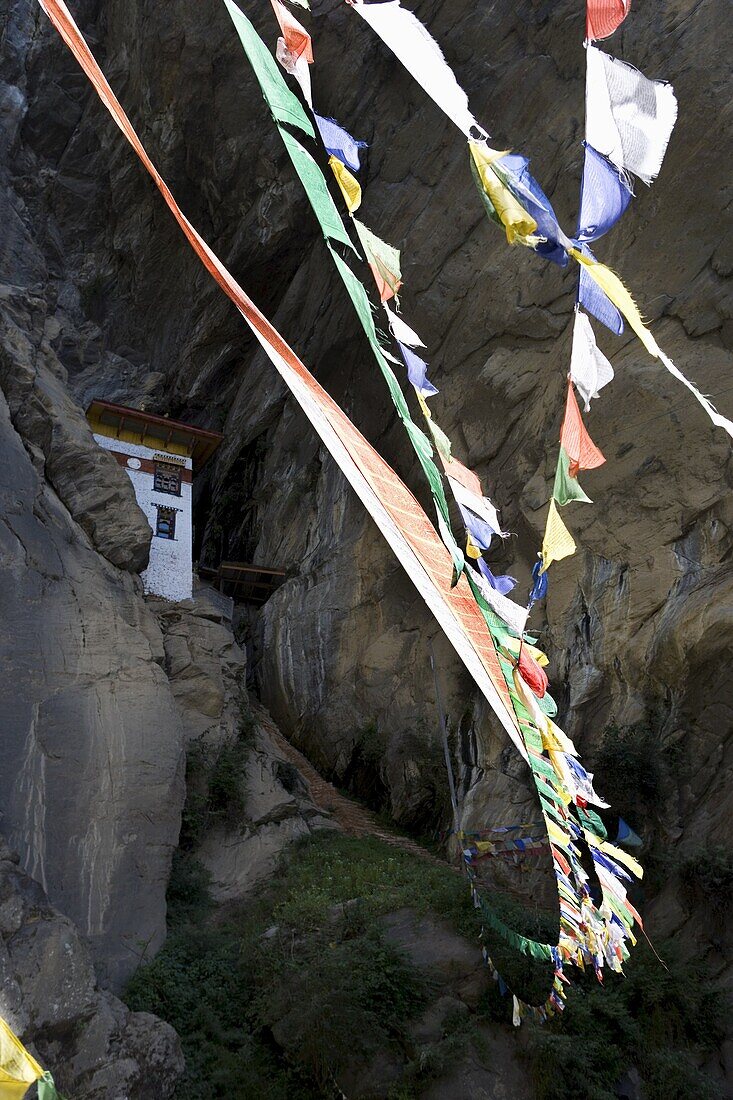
[0,837,184,1098]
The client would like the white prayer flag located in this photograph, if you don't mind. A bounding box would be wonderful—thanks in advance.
[585,45,677,184]
[448,475,508,538]
[472,569,529,637]
[384,303,426,348]
[276,37,313,106]
[570,311,614,410]
[352,0,482,137]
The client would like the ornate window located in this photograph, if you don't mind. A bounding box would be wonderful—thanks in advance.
[155,507,176,540]
[153,461,182,496]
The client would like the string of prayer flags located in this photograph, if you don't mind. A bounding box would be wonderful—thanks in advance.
[560,380,605,479]
[314,114,368,172]
[469,142,539,247]
[351,0,483,138]
[585,0,631,42]
[352,218,402,301]
[570,310,614,411]
[329,154,362,212]
[447,471,507,540]
[585,46,678,185]
[347,0,733,441]
[270,0,313,62]
[0,1016,61,1099]
[541,500,577,572]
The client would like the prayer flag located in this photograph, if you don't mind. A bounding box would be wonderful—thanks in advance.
[442,455,482,496]
[530,561,548,602]
[560,381,606,479]
[469,142,539,246]
[570,310,615,411]
[276,36,312,107]
[499,153,571,266]
[353,218,403,301]
[270,0,313,62]
[351,0,480,137]
[577,244,624,335]
[448,475,507,538]
[279,128,357,251]
[586,0,631,42]
[315,114,367,172]
[518,647,549,698]
[458,504,497,551]
[384,302,426,348]
[576,143,633,243]
[397,341,438,396]
[329,155,362,212]
[541,500,576,572]
[553,447,593,506]
[585,46,677,184]
[0,1016,45,1098]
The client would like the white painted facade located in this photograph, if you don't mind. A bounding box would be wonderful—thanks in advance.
[94,434,193,602]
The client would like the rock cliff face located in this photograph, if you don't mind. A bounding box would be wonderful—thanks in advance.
[1,0,732,1092]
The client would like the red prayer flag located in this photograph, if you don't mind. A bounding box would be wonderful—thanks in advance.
[585,0,630,42]
[271,0,313,63]
[518,648,549,699]
[560,381,605,479]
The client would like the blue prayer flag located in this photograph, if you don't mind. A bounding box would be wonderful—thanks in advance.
[530,560,548,602]
[397,341,438,396]
[477,557,517,595]
[500,153,569,267]
[576,143,633,244]
[314,114,367,172]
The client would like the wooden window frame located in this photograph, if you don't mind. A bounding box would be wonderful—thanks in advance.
[153,461,182,497]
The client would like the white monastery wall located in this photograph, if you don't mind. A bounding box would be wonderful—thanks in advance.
[93,434,193,601]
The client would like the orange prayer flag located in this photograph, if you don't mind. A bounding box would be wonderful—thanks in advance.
[271,0,313,63]
[560,381,605,479]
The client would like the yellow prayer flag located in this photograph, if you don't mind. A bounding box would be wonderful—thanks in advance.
[328,155,362,213]
[469,142,538,246]
[465,532,482,559]
[569,248,659,357]
[0,1017,44,1098]
[541,499,576,573]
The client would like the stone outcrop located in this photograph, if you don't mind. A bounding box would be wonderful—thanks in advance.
[0,382,185,990]
[0,837,184,1098]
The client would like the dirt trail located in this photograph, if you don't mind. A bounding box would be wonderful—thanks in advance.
[256,707,453,867]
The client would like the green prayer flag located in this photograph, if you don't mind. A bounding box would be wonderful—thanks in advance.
[223,0,315,137]
[352,219,402,292]
[553,447,592,506]
[38,1073,62,1100]
[279,129,357,252]
[426,418,453,462]
[577,806,607,840]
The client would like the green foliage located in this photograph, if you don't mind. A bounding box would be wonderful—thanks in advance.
[525,942,723,1100]
[125,832,468,1098]
[179,706,257,849]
